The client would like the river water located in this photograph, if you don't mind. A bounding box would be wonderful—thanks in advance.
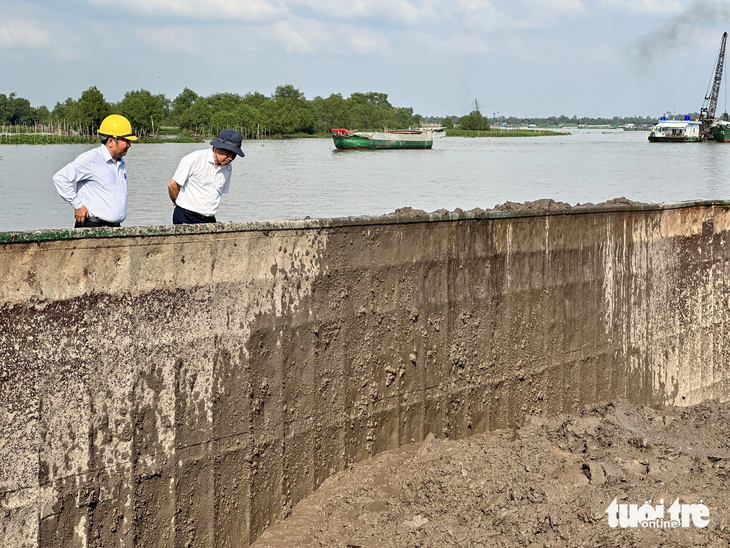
[1,129,729,233]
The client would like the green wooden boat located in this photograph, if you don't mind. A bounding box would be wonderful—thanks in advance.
[331,128,433,150]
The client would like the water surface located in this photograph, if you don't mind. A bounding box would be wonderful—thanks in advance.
[1,130,729,233]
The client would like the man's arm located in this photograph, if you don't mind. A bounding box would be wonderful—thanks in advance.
[169,153,193,206]
[168,180,181,205]
[53,157,92,223]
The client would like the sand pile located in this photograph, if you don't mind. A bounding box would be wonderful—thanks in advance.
[254,400,730,547]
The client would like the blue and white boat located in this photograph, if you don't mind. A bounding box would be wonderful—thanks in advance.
[648,116,701,142]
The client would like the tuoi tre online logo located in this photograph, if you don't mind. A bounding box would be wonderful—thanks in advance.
[605,498,710,529]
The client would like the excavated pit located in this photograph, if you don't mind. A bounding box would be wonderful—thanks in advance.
[254,399,730,547]
[1,199,730,547]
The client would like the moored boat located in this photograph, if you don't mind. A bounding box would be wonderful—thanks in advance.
[648,117,701,142]
[710,120,730,142]
[331,128,434,150]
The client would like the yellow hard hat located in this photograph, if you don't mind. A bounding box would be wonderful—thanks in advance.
[98,114,138,141]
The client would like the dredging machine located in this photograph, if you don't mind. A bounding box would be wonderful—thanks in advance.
[649,32,730,142]
[700,32,729,141]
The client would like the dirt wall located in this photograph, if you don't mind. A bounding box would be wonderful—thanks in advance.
[1,203,729,547]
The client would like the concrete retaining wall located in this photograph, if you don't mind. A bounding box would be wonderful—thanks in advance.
[1,202,729,547]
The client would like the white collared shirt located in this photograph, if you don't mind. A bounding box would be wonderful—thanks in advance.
[172,149,232,217]
[52,145,128,223]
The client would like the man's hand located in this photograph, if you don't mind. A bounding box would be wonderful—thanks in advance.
[74,205,89,223]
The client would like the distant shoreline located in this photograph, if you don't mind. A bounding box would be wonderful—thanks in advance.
[0,128,567,145]
[445,128,567,138]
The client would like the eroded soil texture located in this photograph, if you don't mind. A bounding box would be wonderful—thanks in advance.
[254,400,730,547]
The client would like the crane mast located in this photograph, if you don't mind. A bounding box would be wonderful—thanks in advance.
[700,32,728,138]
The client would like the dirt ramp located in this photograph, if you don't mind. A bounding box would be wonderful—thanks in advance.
[254,400,730,547]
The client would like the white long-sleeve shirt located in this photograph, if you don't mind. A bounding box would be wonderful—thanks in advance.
[172,149,232,217]
[53,145,128,223]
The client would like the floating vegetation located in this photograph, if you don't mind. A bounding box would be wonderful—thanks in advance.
[0,134,205,145]
[0,124,567,145]
[134,136,205,144]
[0,134,98,145]
[446,129,567,138]
[0,121,287,145]
[284,132,331,139]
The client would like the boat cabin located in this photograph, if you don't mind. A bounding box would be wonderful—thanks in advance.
[648,116,701,142]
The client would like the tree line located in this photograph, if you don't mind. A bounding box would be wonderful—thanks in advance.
[0,93,50,126]
[0,86,426,137]
[1,87,680,137]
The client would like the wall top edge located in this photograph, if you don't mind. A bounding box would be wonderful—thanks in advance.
[2,199,728,245]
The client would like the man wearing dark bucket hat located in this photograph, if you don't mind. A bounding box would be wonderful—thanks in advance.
[167,128,245,224]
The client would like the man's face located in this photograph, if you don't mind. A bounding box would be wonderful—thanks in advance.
[214,147,236,166]
[107,137,132,160]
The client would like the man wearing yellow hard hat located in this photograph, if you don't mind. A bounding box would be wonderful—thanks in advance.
[53,114,137,228]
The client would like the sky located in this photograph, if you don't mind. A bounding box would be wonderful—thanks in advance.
[2,0,730,118]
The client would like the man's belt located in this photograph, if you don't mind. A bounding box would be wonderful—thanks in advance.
[179,207,216,222]
[87,216,121,227]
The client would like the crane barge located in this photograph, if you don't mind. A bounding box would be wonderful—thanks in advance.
[648,32,729,142]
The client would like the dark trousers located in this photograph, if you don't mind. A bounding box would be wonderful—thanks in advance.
[173,207,216,224]
[75,217,121,228]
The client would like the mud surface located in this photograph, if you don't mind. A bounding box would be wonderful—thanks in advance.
[492,198,573,213]
[491,196,644,212]
[254,401,730,547]
[387,197,648,218]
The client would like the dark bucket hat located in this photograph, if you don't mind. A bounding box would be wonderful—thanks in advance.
[211,129,245,157]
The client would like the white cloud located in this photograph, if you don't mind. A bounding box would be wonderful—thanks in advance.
[599,0,684,14]
[499,33,579,65]
[410,31,490,55]
[347,28,393,55]
[271,19,321,54]
[96,0,441,25]
[455,0,530,32]
[289,0,439,24]
[522,0,585,13]
[267,17,391,55]
[134,26,201,55]
[91,0,285,20]
[0,20,52,49]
